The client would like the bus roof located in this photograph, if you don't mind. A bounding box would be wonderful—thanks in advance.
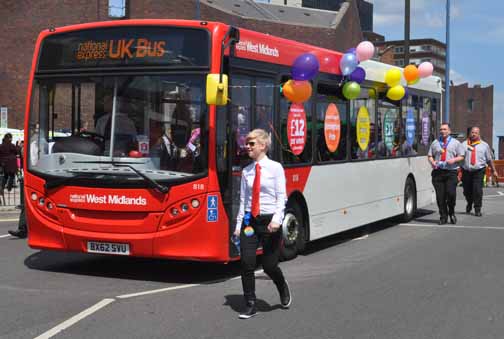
[37,19,441,94]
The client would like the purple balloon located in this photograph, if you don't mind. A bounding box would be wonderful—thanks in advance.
[349,66,366,84]
[291,53,320,81]
[346,47,356,54]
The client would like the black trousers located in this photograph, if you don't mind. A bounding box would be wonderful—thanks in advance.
[432,169,458,218]
[462,168,486,210]
[240,214,286,304]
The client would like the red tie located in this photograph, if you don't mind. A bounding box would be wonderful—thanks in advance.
[471,144,477,165]
[251,163,261,217]
[441,138,447,161]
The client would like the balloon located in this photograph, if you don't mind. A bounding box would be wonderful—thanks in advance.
[356,41,375,62]
[291,53,320,81]
[385,68,402,87]
[282,80,312,103]
[346,47,356,55]
[339,52,358,76]
[387,85,406,101]
[368,88,377,99]
[349,66,366,84]
[407,77,420,86]
[342,81,361,100]
[418,61,434,78]
[403,64,419,83]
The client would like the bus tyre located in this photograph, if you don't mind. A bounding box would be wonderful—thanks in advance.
[402,178,417,222]
[280,203,306,261]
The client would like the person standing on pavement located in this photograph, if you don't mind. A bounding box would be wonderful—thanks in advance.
[8,142,27,239]
[461,127,499,216]
[234,129,291,319]
[428,123,465,225]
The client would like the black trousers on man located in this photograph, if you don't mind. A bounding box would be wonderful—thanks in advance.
[462,168,486,212]
[240,214,286,304]
[432,169,458,219]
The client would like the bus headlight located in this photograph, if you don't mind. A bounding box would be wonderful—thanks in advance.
[191,199,200,208]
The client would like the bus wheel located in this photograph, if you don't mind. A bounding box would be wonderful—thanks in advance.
[403,178,417,222]
[280,203,305,261]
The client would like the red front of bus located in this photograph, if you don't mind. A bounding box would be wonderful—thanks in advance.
[24,20,233,261]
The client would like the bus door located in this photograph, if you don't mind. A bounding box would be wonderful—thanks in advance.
[217,72,276,241]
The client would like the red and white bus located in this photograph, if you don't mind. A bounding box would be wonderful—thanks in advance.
[24,19,441,261]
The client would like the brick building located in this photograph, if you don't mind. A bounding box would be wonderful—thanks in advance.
[0,0,363,130]
[449,83,494,148]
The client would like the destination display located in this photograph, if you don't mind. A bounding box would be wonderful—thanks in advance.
[37,26,209,71]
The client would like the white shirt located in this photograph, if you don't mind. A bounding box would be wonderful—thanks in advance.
[235,156,287,232]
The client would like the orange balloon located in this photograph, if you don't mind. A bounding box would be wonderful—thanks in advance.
[282,80,312,103]
[403,64,419,83]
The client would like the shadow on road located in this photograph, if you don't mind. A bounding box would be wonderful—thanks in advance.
[223,294,283,314]
[302,208,435,256]
[24,251,242,284]
[23,209,436,283]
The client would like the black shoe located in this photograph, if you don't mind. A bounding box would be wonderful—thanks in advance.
[449,214,457,224]
[475,210,482,217]
[466,205,472,214]
[8,230,27,238]
[278,280,292,308]
[239,302,257,319]
[439,217,448,225]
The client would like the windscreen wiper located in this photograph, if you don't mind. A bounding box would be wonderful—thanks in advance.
[113,163,169,194]
[44,172,98,190]
[71,160,169,194]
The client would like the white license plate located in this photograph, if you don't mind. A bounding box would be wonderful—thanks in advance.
[87,241,130,255]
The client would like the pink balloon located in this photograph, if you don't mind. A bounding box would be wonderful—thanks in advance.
[418,62,434,78]
[356,41,375,62]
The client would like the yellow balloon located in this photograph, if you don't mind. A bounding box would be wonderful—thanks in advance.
[386,85,405,101]
[385,69,402,87]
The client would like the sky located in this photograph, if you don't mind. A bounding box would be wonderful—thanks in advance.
[370,0,504,156]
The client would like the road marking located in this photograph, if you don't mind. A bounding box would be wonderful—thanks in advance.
[0,218,19,222]
[116,284,200,299]
[34,298,115,339]
[484,193,504,198]
[0,234,11,238]
[497,191,504,196]
[400,223,504,230]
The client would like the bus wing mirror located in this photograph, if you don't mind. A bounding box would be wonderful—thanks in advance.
[206,74,228,106]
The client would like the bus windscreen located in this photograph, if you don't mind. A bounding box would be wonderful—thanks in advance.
[37,26,209,71]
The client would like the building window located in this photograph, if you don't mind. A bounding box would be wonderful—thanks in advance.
[394,59,404,66]
[109,0,127,19]
[394,47,404,54]
[467,99,474,112]
[254,0,271,3]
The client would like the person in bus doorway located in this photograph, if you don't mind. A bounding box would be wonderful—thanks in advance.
[234,129,291,319]
[428,123,465,225]
[9,142,27,239]
[461,126,499,216]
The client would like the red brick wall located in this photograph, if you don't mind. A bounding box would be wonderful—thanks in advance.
[0,0,362,129]
[450,83,494,148]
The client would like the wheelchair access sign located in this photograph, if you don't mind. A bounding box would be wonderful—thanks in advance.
[207,195,218,222]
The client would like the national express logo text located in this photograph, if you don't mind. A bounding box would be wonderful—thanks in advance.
[76,39,166,61]
[69,194,147,206]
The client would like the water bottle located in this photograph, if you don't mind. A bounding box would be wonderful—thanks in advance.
[231,234,240,255]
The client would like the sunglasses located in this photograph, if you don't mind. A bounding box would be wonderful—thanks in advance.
[246,141,256,147]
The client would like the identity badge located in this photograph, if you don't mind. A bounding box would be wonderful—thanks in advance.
[207,195,218,222]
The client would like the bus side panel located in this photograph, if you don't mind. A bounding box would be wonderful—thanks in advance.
[302,158,426,240]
